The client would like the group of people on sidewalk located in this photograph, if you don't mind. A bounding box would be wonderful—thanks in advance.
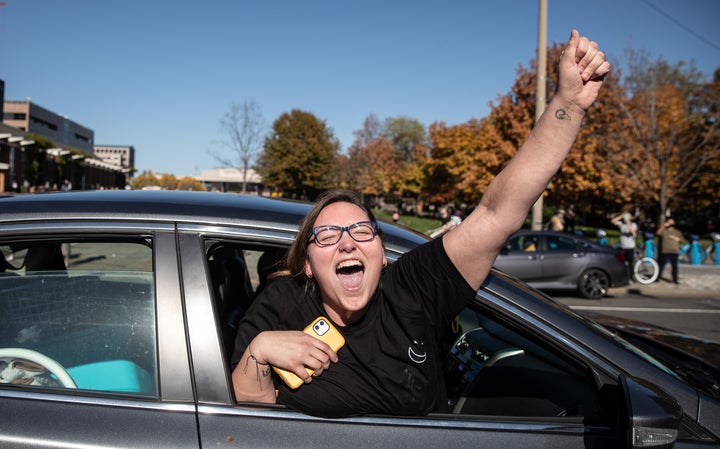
[611,212,685,284]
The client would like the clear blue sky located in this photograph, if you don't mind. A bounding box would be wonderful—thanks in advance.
[2,0,718,176]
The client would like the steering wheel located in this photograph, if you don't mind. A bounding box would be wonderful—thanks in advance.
[0,348,77,388]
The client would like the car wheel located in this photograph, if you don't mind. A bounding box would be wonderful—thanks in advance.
[578,268,609,299]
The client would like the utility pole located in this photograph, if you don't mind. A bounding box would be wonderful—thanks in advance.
[531,0,547,230]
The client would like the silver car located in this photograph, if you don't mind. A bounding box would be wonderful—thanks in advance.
[493,230,630,299]
[0,190,717,448]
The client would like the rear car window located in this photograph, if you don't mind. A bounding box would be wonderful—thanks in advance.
[0,239,158,398]
[545,235,577,251]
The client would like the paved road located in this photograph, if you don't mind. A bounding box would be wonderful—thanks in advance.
[555,264,720,343]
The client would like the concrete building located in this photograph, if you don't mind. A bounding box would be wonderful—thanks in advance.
[196,167,264,193]
[1,82,130,192]
[3,100,95,154]
[94,144,135,171]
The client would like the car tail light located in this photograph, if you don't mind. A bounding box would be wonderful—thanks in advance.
[615,250,625,263]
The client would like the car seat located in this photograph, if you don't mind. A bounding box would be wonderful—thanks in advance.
[208,247,254,359]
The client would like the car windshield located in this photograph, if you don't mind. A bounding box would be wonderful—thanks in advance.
[601,327,720,399]
[486,270,682,384]
[573,311,683,381]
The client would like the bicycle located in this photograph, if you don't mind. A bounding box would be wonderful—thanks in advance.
[631,248,659,284]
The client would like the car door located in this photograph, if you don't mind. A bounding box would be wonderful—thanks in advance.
[0,223,199,449]
[493,233,543,282]
[179,228,632,448]
[539,233,586,282]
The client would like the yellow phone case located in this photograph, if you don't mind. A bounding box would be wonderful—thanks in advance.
[273,316,345,389]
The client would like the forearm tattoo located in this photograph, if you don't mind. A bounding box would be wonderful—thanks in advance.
[554,109,571,121]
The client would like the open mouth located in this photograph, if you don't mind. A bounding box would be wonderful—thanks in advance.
[336,260,365,290]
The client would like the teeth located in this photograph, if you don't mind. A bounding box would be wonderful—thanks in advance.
[337,260,363,270]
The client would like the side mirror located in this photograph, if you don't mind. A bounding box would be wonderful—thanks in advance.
[620,375,682,449]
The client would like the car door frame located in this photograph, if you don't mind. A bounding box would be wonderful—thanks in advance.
[179,224,628,449]
[0,220,199,449]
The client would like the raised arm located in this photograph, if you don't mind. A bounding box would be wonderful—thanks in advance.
[443,30,610,290]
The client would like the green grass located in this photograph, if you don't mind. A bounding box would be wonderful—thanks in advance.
[376,214,716,250]
[374,210,441,235]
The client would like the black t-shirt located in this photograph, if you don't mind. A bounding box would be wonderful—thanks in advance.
[231,237,476,418]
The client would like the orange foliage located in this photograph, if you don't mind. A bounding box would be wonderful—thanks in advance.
[347,137,401,196]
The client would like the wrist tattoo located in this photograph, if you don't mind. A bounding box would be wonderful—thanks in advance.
[554,109,571,121]
[243,353,271,391]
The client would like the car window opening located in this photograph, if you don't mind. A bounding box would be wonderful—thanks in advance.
[0,239,158,398]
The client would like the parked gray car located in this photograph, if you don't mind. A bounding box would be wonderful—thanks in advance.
[493,229,629,299]
[0,190,717,448]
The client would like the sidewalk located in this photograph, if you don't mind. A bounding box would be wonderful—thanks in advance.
[609,264,720,297]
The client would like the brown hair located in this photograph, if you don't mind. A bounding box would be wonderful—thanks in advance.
[287,189,384,282]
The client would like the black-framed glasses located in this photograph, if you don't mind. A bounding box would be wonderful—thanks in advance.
[309,221,379,247]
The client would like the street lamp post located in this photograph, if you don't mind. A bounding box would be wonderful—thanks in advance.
[531,0,548,230]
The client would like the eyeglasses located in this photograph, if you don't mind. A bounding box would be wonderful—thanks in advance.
[309,221,379,247]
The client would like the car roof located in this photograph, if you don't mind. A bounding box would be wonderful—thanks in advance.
[0,190,429,256]
[0,190,309,225]
[511,229,602,244]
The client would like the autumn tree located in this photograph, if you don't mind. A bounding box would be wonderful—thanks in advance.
[347,136,400,200]
[384,116,426,163]
[210,99,266,193]
[686,69,720,214]
[346,116,398,200]
[611,51,719,225]
[330,153,353,191]
[129,171,202,190]
[426,117,514,205]
[384,116,429,201]
[345,115,428,211]
[157,174,178,190]
[257,109,340,200]
[353,113,383,147]
[130,170,160,190]
[176,176,207,191]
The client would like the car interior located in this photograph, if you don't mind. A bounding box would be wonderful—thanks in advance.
[444,308,600,417]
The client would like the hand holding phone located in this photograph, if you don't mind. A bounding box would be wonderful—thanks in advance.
[273,317,345,389]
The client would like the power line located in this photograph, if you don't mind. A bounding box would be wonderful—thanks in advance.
[640,0,720,52]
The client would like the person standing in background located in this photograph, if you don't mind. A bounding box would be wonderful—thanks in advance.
[564,205,576,233]
[656,217,685,284]
[611,211,638,280]
[549,208,566,231]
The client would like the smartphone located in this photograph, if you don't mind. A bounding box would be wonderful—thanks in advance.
[273,316,345,389]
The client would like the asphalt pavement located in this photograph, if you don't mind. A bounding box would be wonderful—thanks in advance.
[609,263,720,297]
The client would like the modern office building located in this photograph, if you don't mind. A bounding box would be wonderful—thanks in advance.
[1,82,130,192]
[3,100,95,154]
